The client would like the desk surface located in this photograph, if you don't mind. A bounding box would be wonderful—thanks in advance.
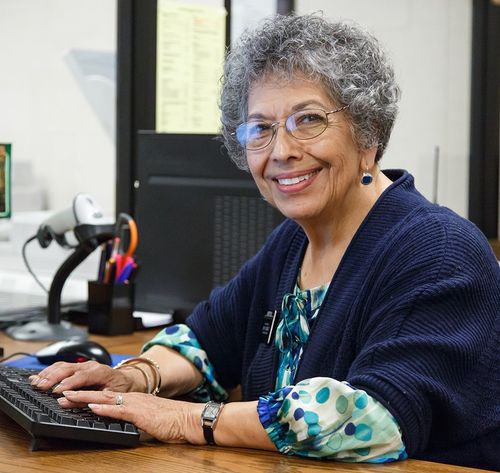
[0,330,494,473]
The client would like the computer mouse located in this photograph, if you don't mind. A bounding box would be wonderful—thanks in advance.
[35,339,113,366]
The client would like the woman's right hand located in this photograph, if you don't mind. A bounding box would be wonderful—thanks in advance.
[29,361,142,395]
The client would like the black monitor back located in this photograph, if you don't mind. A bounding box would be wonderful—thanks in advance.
[133,132,284,319]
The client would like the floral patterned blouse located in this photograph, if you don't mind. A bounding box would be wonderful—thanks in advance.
[142,283,407,463]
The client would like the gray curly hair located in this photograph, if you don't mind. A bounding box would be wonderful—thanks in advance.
[220,13,400,170]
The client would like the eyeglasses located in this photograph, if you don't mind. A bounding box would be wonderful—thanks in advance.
[233,105,349,151]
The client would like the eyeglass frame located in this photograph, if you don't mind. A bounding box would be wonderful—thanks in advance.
[232,104,350,151]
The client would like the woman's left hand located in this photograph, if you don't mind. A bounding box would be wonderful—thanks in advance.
[58,390,205,445]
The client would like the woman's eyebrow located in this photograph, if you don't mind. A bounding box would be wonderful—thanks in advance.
[247,100,329,121]
[291,100,326,111]
[246,112,268,121]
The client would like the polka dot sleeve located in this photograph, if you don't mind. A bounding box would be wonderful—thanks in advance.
[258,377,407,462]
[142,324,228,402]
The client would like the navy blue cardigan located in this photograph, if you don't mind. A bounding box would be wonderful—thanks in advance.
[187,170,500,470]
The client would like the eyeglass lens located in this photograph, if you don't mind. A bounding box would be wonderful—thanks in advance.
[235,109,330,150]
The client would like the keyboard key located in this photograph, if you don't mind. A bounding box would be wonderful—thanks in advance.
[34,412,52,423]
[124,423,138,433]
[76,419,91,427]
[92,421,107,430]
[60,416,76,425]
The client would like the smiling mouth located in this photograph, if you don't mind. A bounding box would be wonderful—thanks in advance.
[275,170,320,186]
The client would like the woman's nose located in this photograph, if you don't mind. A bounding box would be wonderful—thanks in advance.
[269,124,300,161]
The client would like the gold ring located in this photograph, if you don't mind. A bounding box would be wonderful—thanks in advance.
[115,394,124,406]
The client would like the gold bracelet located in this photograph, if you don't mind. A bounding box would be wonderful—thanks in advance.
[140,357,162,395]
[114,357,162,395]
[114,358,160,395]
[117,364,152,393]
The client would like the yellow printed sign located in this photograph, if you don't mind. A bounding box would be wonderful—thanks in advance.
[156,1,227,134]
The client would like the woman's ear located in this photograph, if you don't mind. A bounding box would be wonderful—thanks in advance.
[359,146,378,172]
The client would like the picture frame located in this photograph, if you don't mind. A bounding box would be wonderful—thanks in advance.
[0,143,11,218]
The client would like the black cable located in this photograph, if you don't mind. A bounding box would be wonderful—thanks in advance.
[22,235,49,294]
[0,352,35,363]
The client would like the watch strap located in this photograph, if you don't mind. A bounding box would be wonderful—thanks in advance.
[202,423,216,445]
[201,401,224,445]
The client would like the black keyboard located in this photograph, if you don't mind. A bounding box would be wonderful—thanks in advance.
[0,366,140,447]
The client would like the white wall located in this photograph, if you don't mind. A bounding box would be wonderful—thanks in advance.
[0,0,117,215]
[296,0,472,217]
[230,0,277,44]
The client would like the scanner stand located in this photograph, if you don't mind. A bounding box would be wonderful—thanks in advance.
[6,225,114,341]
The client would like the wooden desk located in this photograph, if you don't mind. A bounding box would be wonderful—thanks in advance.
[0,331,494,473]
[489,239,500,260]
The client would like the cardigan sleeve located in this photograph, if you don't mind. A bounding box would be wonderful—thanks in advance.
[184,267,254,390]
[258,377,407,462]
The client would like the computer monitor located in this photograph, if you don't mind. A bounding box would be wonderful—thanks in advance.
[133,132,284,320]
[0,143,11,219]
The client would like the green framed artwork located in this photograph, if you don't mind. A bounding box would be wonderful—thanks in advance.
[0,143,11,218]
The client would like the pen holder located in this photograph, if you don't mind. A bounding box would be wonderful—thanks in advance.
[87,281,134,335]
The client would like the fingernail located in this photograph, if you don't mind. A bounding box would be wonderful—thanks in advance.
[88,403,101,411]
[57,397,69,406]
[38,378,48,386]
[30,376,40,384]
[62,390,76,397]
[52,382,64,393]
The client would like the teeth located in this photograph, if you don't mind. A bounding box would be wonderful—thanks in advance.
[277,171,318,186]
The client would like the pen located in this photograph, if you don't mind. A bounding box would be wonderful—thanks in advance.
[124,218,138,258]
[111,236,121,257]
[116,261,135,284]
[103,257,116,284]
[97,243,107,282]
[114,253,124,276]
[108,259,117,284]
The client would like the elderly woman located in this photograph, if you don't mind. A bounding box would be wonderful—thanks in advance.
[31,14,499,470]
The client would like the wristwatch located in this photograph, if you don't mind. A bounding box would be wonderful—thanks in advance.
[200,401,224,445]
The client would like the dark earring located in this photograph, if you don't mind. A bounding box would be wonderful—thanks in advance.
[361,170,373,185]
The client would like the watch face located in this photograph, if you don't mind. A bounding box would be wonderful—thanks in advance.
[204,404,219,419]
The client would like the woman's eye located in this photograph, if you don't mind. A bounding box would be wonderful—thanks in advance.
[297,113,323,124]
[249,122,271,136]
